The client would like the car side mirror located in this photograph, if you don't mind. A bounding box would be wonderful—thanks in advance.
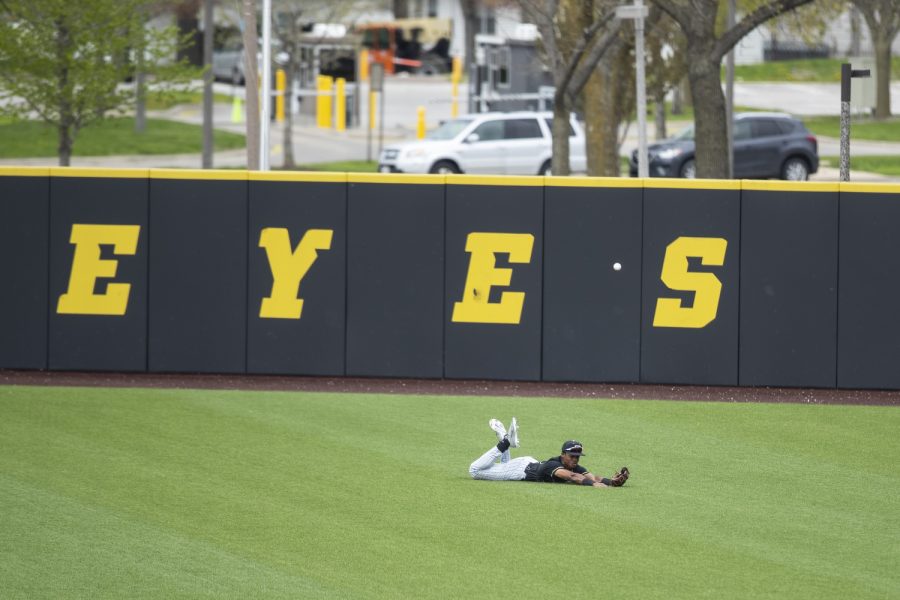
[464,133,480,144]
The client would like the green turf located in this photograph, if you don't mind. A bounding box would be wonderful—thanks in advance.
[730,57,900,83]
[820,155,900,176]
[802,115,900,142]
[144,91,235,111]
[291,160,378,172]
[0,117,245,158]
[1,386,898,599]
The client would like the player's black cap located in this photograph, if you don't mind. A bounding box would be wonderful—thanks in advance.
[561,440,585,456]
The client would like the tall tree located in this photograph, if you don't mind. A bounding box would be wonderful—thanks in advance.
[650,0,812,179]
[0,0,190,165]
[521,0,621,175]
[583,37,633,176]
[852,0,899,119]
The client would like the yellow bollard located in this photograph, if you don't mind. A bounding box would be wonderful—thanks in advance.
[359,49,369,82]
[231,94,243,124]
[451,84,459,118]
[275,69,286,123]
[451,56,462,84]
[335,78,346,132]
[369,90,377,131]
[316,75,333,129]
[450,57,462,118]
[417,106,426,139]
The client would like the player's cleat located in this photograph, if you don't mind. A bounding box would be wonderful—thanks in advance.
[489,418,507,441]
[507,417,519,448]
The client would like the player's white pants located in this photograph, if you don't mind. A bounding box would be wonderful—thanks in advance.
[469,446,538,481]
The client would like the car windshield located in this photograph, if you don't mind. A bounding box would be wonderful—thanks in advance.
[426,118,474,140]
[673,126,694,141]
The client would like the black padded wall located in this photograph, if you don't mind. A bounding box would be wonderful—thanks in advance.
[641,183,741,386]
[0,170,49,369]
[48,172,148,371]
[543,181,642,382]
[444,177,543,381]
[247,175,347,375]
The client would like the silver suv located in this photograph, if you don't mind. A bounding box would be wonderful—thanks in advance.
[378,111,587,175]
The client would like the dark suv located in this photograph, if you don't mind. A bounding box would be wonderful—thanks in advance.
[630,113,819,180]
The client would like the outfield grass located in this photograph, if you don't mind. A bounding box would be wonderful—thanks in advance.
[0,118,245,158]
[820,155,900,176]
[1,386,897,599]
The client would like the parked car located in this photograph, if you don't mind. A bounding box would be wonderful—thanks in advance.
[378,111,587,175]
[629,112,819,180]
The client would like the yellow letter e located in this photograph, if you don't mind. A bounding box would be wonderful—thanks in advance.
[57,224,141,316]
[452,232,534,325]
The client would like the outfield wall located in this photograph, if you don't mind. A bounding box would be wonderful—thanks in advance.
[2,167,899,390]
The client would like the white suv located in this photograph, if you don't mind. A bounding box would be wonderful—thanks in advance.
[378,111,587,175]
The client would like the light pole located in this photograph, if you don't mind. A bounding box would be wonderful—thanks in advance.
[616,0,649,178]
[725,0,735,179]
[260,0,272,171]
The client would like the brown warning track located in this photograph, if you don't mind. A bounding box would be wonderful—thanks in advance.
[2,369,899,406]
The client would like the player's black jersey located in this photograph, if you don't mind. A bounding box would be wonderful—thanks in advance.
[523,456,588,483]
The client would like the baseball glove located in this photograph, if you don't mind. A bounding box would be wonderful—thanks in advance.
[610,467,629,487]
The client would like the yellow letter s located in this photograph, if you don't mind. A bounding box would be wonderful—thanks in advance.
[653,236,727,329]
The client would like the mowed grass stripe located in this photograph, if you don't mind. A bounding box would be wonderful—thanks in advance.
[1,386,897,599]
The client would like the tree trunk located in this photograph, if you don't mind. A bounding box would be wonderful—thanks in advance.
[282,67,295,169]
[671,83,683,115]
[242,0,260,170]
[551,102,572,176]
[654,99,666,140]
[55,18,73,166]
[849,6,861,56]
[687,55,728,179]
[584,62,620,176]
[873,36,892,119]
[135,8,147,134]
[58,122,73,167]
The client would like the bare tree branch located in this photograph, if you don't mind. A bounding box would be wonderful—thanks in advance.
[714,0,814,61]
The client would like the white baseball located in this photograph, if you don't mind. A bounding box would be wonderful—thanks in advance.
[613,262,622,271]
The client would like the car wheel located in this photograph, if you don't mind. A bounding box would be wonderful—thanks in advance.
[781,157,809,181]
[539,160,552,176]
[679,159,696,178]
[429,160,460,174]
[232,68,244,87]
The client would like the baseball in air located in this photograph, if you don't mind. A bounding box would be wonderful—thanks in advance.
[613,262,622,271]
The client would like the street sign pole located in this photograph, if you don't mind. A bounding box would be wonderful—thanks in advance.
[840,63,870,182]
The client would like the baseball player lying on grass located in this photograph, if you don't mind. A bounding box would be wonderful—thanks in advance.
[468,418,629,488]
